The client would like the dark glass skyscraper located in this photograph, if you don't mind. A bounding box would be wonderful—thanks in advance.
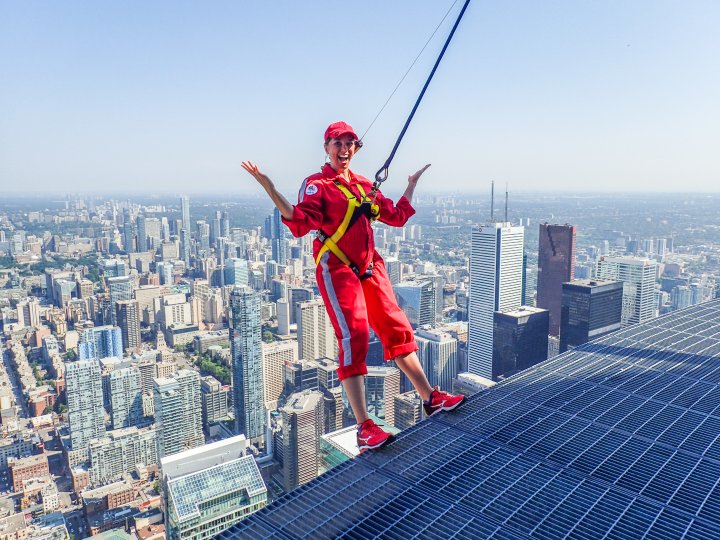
[536,223,576,336]
[492,306,549,380]
[560,278,623,353]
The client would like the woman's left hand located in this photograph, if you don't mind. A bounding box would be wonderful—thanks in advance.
[408,164,431,185]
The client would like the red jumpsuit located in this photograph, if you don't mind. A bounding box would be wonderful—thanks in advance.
[282,164,418,380]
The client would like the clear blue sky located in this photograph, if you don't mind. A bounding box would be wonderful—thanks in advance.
[1,1,719,195]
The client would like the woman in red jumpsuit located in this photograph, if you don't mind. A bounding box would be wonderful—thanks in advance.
[243,121,465,451]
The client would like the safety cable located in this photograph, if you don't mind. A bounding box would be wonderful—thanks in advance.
[373,0,472,191]
[359,0,460,143]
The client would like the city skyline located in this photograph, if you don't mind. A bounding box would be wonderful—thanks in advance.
[1,186,719,538]
[2,1,719,194]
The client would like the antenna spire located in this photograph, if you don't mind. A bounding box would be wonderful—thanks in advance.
[505,183,508,223]
[490,181,495,222]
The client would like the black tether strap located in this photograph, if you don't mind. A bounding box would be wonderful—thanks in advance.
[373,0,472,192]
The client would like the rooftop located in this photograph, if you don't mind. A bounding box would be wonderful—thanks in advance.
[160,434,247,479]
[564,278,624,289]
[167,454,266,523]
[496,305,549,319]
[221,299,720,539]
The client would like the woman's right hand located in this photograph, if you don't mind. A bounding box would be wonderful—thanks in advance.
[241,161,273,189]
[241,161,295,220]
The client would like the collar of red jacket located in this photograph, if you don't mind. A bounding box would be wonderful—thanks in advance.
[321,163,360,185]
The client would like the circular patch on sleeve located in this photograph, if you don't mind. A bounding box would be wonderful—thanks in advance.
[305,184,319,196]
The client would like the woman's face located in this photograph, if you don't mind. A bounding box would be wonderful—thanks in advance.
[325,135,357,173]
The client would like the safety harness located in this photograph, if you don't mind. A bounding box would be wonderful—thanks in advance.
[315,180,380,280]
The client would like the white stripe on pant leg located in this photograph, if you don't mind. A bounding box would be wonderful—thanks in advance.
[320,253,352,367]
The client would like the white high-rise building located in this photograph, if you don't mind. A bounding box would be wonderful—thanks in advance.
[180,195,191,232]
[153,369,204,458]
[66,360,105,453]
[276,298,291,336]
[595,256,658,327]
[297,299,337,362]
[109,366,144,430]
[468,222,524,378]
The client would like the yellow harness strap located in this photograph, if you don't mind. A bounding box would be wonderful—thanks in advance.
[314,181,379,267]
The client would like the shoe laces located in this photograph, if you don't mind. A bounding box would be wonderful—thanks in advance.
[359,419,383,436]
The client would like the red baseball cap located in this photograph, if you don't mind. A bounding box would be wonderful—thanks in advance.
[324,121,358,141]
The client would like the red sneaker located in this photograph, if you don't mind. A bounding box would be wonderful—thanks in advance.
[423,387,466,417]
[357,419,394,452]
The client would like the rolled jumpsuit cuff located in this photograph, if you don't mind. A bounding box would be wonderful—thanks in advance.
[384,342,419,362]
[337,362,368,382]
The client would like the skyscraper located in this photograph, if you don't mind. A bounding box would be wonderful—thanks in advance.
[180,196,190,232]
[145,217,162,249]
[384,257,401,286]
[224,258,249,287]
[492,306,549,380]
[123,221,137,253]
[230,287,266,445]
[672,285,693,311]
[297,299,336,362]
[153,369,204,458]
[365,366,401,427]
[560,279,624,353]
[262,341,297,407]
[271,207,289,265]
[116,299,141,352]
[536,223,576,336]
[78,325,123,360]
[595,256,657,327]
[109,366,144,430]
[276,298,290,335]
[66,360,105,453]
[280,390,324,492]
[393,391,423,430]
[289,288,314,325]
[180,228,191,269]
[468,222,524,378]
[283,359,320,397]
[415,328,458,391]
[156,261,174,285]
[210,210,222,247]
[107,275,133,325]
[393,280,436,328]
[136,215,147,251]
[222,210,231,239]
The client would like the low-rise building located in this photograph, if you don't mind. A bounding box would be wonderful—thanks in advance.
[0,432,34,470]
[9,454,49,492]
